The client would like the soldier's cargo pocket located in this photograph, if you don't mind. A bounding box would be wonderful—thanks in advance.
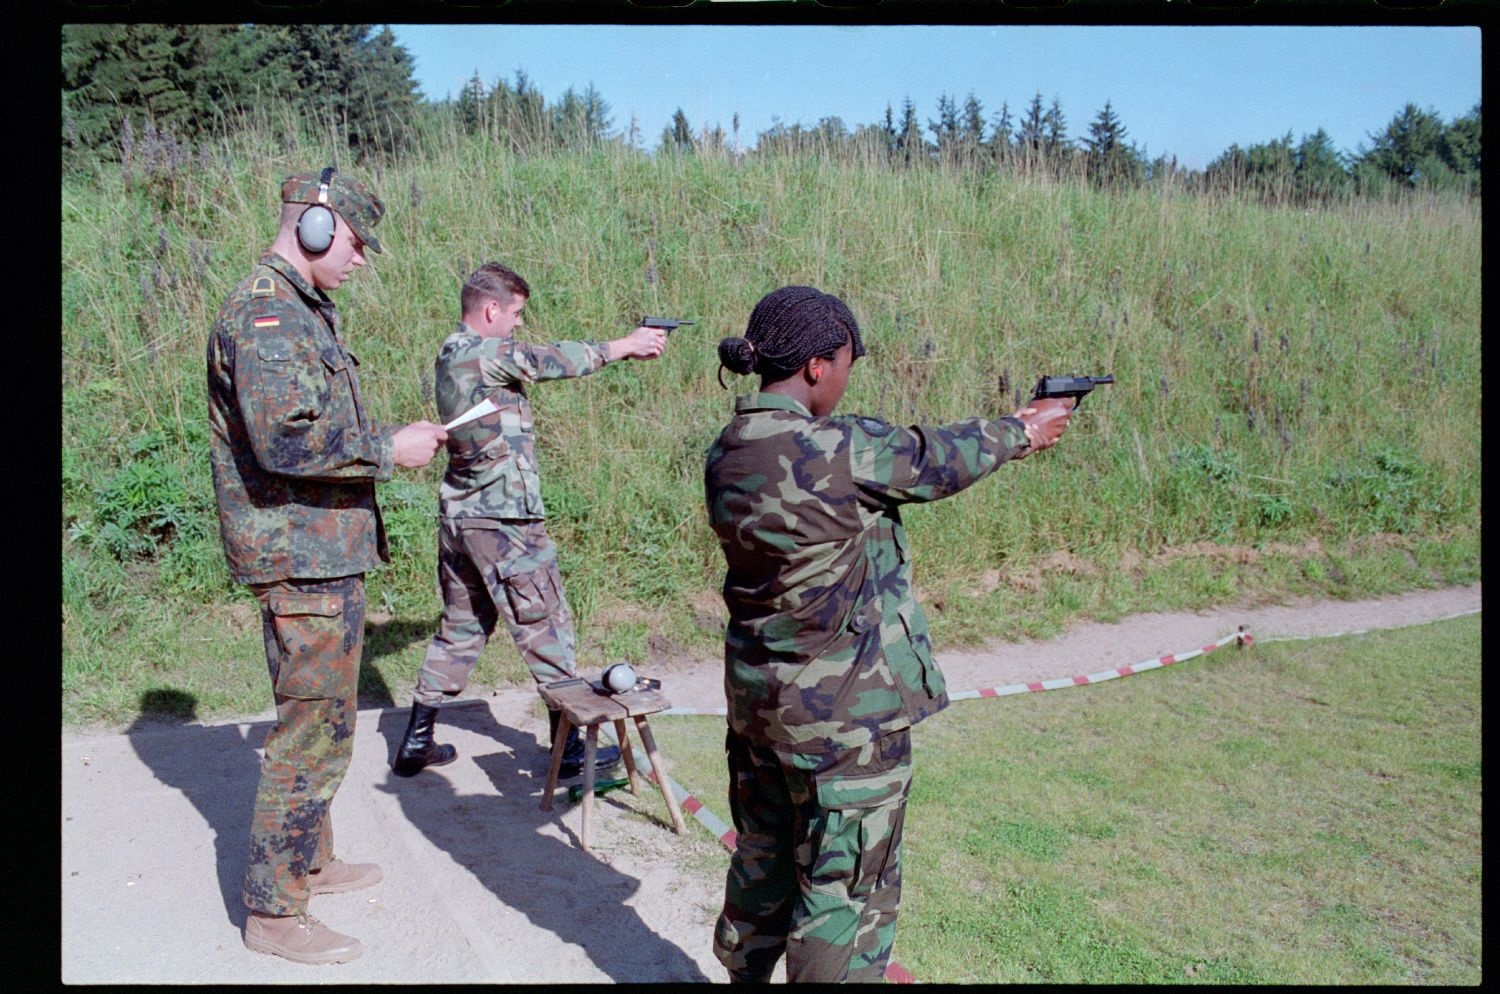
[250,337,303,440]
[807,764,913,900]
[816,764,912,812]
[266,591,347,700]
[502,566,559,625]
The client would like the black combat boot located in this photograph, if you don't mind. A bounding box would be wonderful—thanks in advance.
[547,707,621,779]
[391,702,458,777]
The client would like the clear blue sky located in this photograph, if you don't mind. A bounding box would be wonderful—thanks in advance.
[389,25,1479,170]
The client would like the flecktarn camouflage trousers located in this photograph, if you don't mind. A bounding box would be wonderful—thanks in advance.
[243,574,364,915]
[714,726,913,982]
[415,517,576,705]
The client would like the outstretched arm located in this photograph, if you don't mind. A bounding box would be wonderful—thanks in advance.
[850,397,1072,507]
[473,325,665,391]
[477,338,611,386]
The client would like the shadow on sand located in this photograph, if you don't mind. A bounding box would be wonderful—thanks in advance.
[372,703,711,982]
[125,689,259,929]
[122,687,710,981]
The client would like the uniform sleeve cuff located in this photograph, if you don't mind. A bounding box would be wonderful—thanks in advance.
[374,426,398,482]
[999,416,1030,454]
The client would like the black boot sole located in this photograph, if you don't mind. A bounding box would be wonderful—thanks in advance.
[392,745,458,778]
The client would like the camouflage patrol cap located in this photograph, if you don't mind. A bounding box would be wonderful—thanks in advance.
[281,167,386,253]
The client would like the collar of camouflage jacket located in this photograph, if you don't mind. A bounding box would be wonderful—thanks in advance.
[733,391,813,418]
[260,252,336,316]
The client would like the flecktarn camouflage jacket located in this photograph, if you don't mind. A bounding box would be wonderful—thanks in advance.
[206,253,396,584]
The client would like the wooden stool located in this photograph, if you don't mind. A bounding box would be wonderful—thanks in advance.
[537,676,688,852]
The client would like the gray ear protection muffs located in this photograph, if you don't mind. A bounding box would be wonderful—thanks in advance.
[295,167,337,254]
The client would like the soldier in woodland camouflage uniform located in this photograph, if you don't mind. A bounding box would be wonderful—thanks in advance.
[703,286,1074,982]
[206,167,448,965]
[389,262,667,779]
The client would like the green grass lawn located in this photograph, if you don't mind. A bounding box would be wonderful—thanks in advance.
[647,614,1481,984]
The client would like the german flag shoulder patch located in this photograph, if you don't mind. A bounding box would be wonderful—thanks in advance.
[251,314,281,329]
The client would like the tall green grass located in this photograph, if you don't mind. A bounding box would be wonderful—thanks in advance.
[61,129,1480,727]
[650,614,1482,984]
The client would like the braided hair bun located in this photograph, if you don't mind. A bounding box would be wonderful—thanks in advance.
[717,285,866,386]
[717,336,757,375]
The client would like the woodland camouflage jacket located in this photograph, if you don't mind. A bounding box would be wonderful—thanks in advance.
[704,391,1031,754]
[206,253,397,585]
[434,325,611,520]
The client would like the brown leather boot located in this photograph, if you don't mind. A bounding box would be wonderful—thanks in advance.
[308,859,383,895]
[243,911,363,964]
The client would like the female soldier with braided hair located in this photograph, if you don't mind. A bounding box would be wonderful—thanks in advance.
[703,285,1073,983]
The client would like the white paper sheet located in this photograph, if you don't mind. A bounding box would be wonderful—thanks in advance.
[443,396,500,430]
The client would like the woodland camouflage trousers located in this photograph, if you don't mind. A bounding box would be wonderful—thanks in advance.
[415,517,576,705]
[713,726,913,983]
[242,574,364,916]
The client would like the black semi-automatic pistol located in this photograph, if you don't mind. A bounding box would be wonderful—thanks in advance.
[1031,374,1114,407]
[641,316,695,332]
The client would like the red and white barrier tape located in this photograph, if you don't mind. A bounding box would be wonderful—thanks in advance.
[948,626,1251,701]
[657,626,1255,717]
[659,608,1480,718]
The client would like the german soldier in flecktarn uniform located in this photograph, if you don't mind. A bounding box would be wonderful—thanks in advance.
[206,166,448,965]
[388,262,667,780]
[702,286,1075,982]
